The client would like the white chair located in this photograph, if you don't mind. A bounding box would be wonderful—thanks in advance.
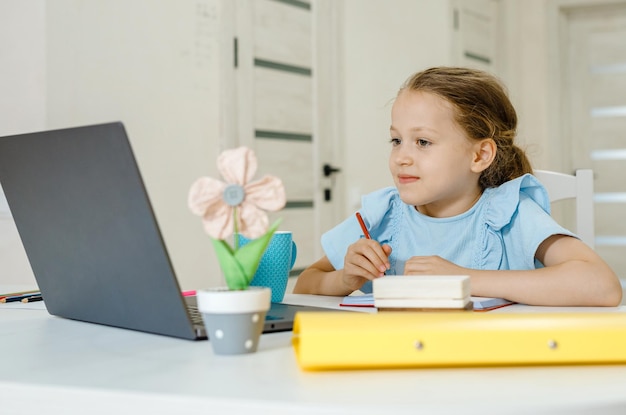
[533,169,595,249]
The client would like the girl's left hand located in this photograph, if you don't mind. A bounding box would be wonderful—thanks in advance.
[403,255,467,275]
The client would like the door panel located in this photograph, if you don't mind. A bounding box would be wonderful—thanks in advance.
[255,139,314,200]
[588,74,626,107]
[590,117,626,149]
[565,3,626,280]
[254,68,312,133]
[595,204,626,235]
[233,0,324,275]
[253,0,311,66]
[590,160,625,193]
[452,0,499,72]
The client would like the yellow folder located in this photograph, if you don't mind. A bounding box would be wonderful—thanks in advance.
[292,311,626,371]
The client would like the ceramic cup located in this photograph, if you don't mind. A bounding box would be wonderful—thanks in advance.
[196,287,271,355]
[238,231,297,303]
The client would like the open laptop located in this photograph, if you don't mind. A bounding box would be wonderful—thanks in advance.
[0,122,330,340]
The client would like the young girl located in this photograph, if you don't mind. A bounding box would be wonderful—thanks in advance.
[294,66,622,306]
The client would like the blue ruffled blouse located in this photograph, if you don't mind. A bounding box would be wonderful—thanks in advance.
[321,174,576,293]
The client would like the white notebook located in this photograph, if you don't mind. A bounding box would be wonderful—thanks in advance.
[340,293,514,311]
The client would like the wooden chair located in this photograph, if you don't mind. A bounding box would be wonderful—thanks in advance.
[533,169,595,249]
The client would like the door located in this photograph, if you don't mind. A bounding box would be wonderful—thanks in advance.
[563,2,626,280]
[451,0,500,72]
[227,0,342,276]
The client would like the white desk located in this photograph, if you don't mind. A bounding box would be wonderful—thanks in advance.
[2,288,626,415]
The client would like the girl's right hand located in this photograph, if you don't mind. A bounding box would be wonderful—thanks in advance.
[342,239,392,291]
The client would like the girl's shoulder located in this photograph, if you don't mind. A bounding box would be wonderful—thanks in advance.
[360,186,403,217]
[357,187,409,237]
[361,186,399,206]
[482,174,551,230]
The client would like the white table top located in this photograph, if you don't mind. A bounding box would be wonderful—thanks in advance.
[2,286,626,415]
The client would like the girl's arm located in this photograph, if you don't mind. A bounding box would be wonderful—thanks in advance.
[471,234,622,306]
[293,239,392,295]
[292,256,352,296]
[404,235,622,306]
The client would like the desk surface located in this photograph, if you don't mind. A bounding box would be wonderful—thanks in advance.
[2,286,626,415]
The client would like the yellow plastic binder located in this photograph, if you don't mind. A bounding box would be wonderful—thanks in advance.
[292,311,626,371]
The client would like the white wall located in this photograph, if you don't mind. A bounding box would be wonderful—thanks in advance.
[0,0,46,285]
[339,0,454,214]
[0,1,46,137]
[498,0,556,172]
[45,0,224,291]
[0,0,224,290]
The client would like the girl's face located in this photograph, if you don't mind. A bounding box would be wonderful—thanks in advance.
[389,90,485,218]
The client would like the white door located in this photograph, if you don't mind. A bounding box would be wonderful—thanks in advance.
[451,0,500,72]
[564,2,626,280]
[227,0,342,276]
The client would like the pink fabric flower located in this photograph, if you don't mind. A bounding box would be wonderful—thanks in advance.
[188,146,286,240]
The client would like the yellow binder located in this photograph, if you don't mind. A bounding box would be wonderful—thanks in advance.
[292,311,626,371]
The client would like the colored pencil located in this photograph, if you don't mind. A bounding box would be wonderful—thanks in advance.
[0,289,40,301]
[356,212,387,275]
[21,295,43,303]
[355,212,371,239]
[0,292,42,303]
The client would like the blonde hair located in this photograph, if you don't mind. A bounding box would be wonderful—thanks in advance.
[400,67,532,188]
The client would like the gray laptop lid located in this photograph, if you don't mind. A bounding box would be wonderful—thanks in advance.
[0,122,320,340]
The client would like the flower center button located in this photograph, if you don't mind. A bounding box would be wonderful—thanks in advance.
[223,184,245,206]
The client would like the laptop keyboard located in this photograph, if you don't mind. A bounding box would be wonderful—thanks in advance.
[186,304,204,325]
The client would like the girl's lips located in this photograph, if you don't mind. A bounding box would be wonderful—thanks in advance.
[398,175,419,184]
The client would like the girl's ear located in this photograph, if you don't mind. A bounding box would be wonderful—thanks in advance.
[471,138,496,173]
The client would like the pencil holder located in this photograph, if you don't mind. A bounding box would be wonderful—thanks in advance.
[238,231,297,302]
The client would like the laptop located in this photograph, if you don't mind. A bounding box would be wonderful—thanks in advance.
[0,122,330,340]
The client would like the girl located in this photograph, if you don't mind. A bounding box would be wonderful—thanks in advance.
[294,67,622,306]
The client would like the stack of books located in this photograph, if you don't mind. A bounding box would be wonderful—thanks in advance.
[373,275,472,311]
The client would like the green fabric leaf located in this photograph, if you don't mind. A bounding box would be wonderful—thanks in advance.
[211,239,248,290]
[211,219,282,291]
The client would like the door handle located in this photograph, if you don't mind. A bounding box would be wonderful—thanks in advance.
[322,163,341,202]
[323,163,341,177]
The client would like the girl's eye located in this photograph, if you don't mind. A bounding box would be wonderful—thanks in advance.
[389,137,401,146]
[416,138,431,148]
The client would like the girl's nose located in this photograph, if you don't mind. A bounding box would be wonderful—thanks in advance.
[393,147,413,166]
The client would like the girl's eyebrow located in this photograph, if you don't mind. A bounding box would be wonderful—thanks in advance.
[390,125,439,134]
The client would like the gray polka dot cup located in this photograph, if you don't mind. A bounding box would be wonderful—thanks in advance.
[196,287,271,355]
[238,231,297,303]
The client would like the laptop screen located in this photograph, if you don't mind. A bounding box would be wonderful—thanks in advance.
[0,122,201,339]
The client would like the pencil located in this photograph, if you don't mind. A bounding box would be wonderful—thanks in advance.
[0,292,42,303]
[355,212,371,239]
[0,289,40,301]
[21,295,43,303]
[356,212,388,275]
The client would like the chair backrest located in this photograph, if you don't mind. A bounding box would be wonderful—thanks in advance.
[533,169,595,249]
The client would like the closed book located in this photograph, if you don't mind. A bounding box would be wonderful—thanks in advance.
[373,275,470,299]
[374,296,471,309]
[292,311,626,371]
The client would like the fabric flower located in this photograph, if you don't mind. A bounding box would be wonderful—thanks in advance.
[188,146,286,240]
